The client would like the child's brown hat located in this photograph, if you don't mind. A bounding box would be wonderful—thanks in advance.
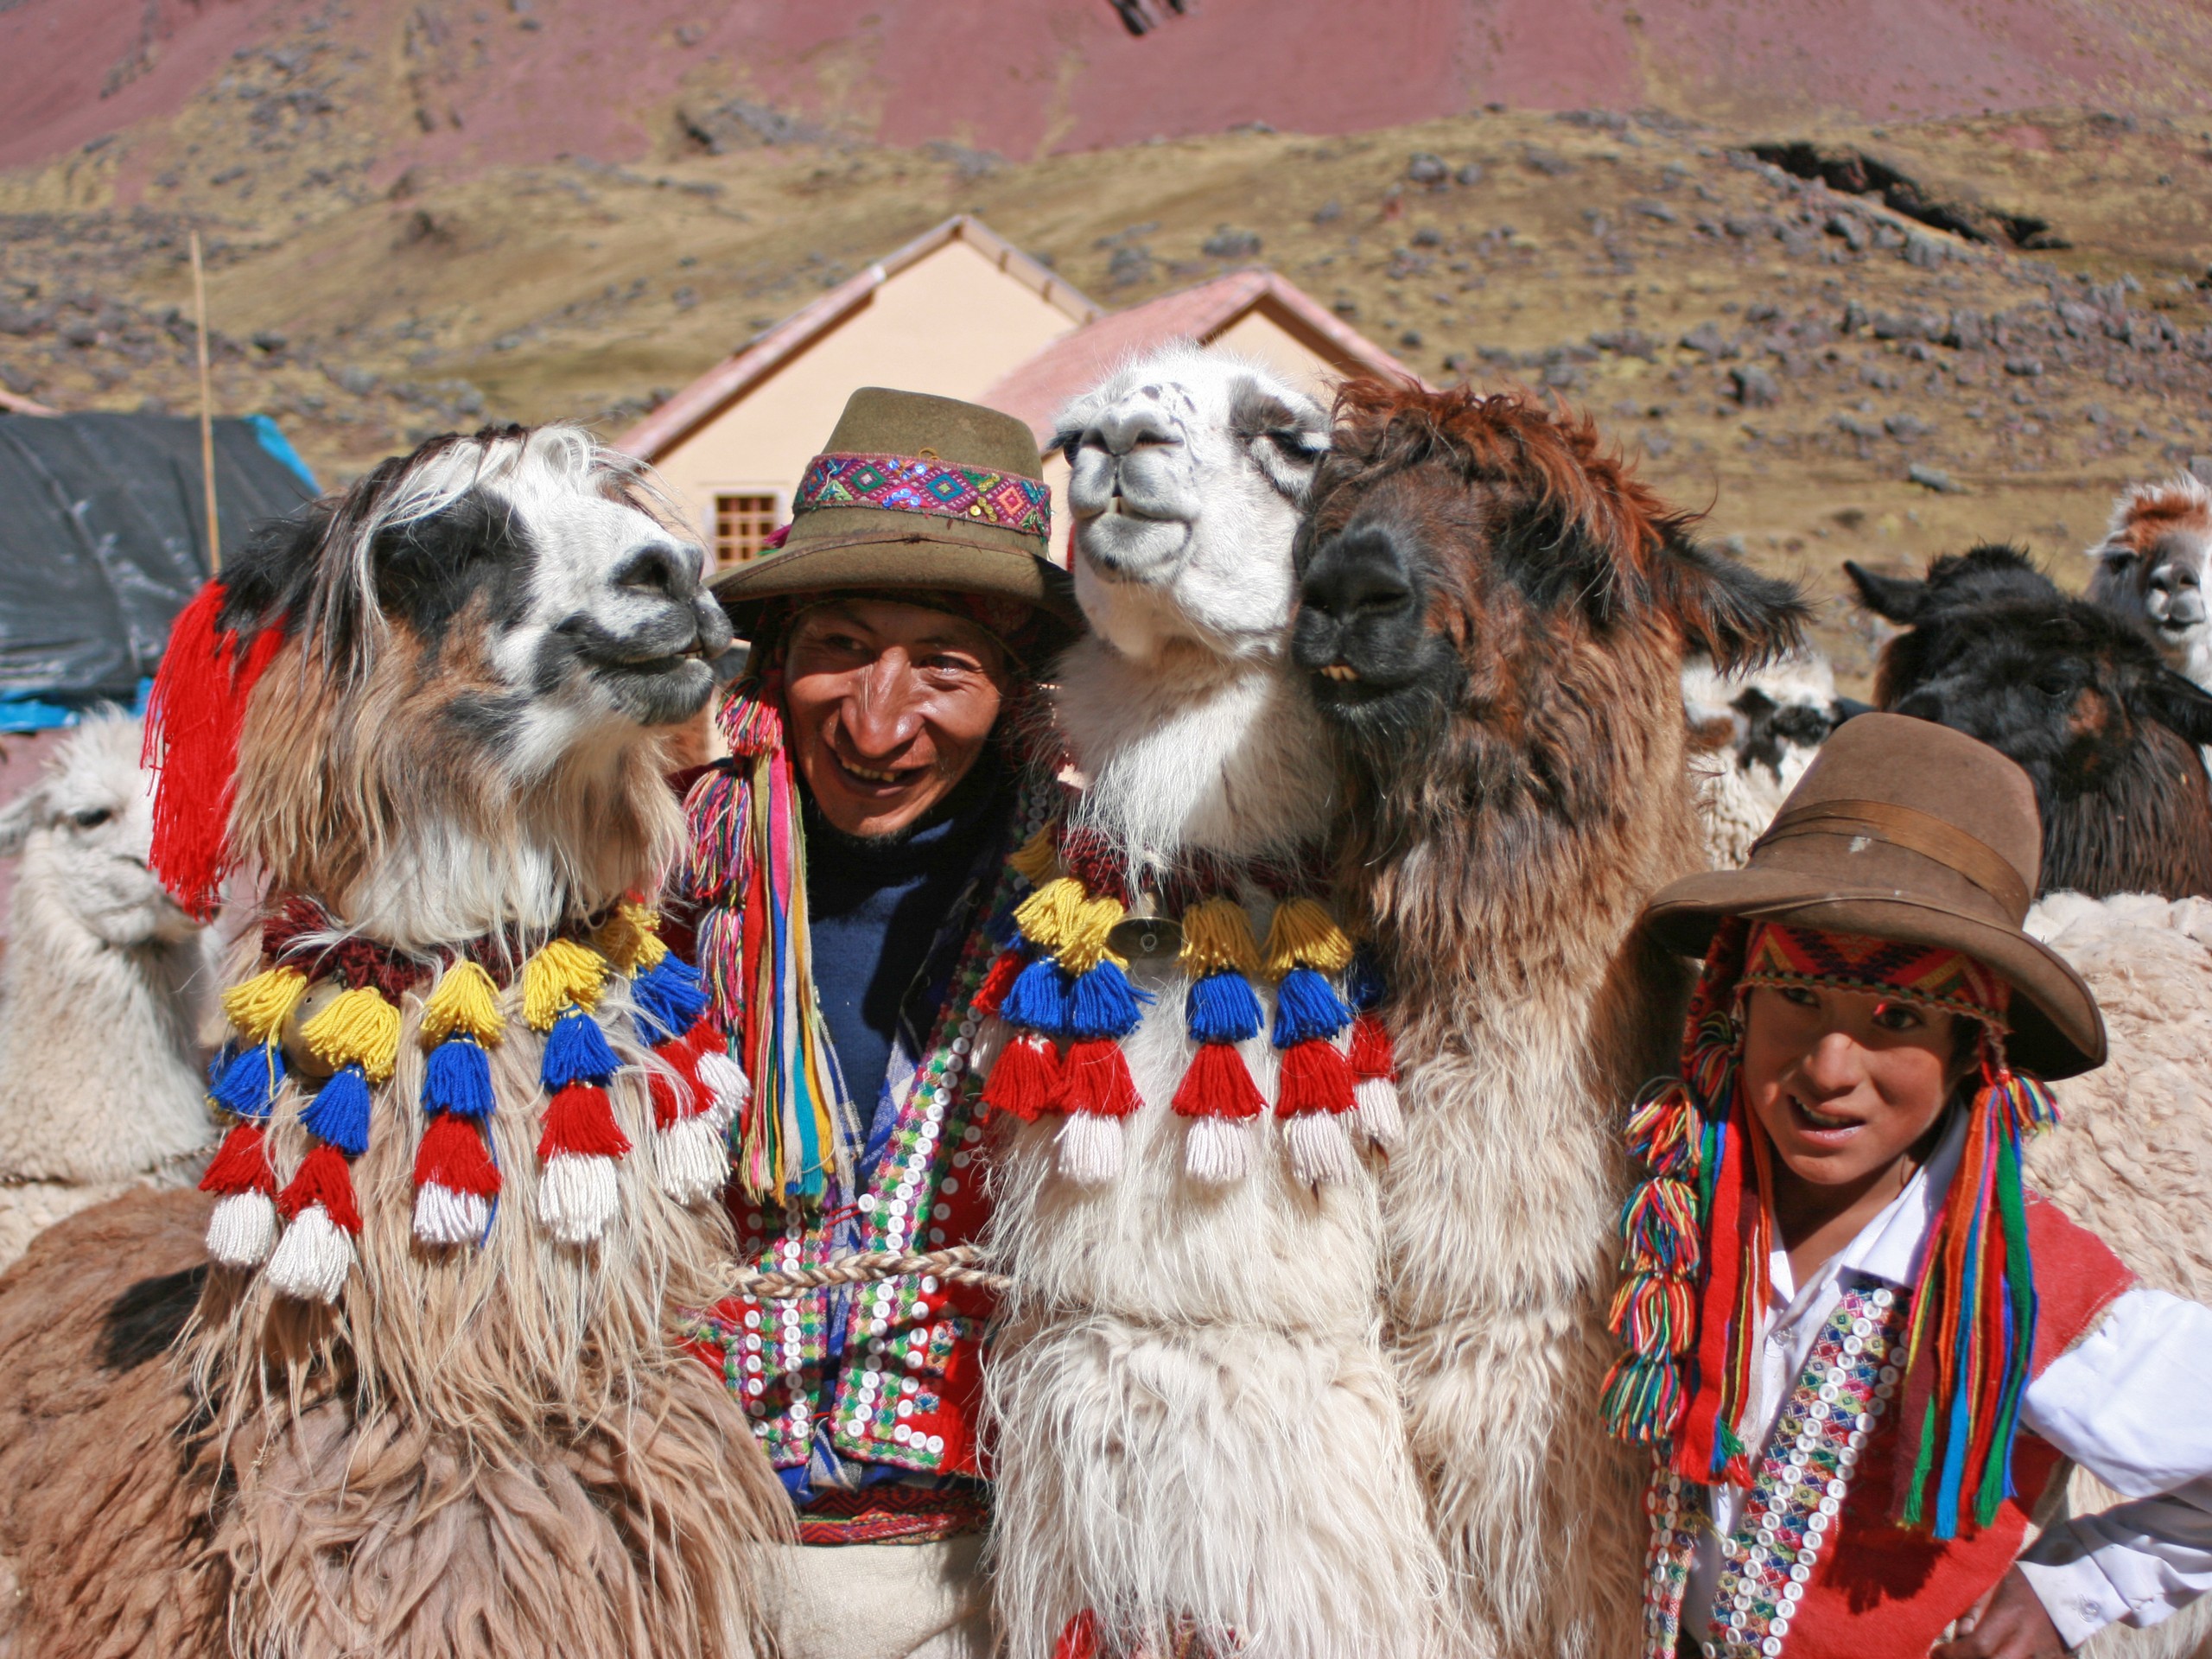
[1643,712,2104,1077]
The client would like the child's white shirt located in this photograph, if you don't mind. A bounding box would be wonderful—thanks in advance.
[1681,1113,2212,1649]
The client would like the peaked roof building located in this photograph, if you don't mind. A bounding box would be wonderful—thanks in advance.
[618,214,1419,566]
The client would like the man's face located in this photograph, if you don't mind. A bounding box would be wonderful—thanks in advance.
[781,598,1012,838]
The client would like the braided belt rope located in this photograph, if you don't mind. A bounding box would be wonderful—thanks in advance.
[713,1243,1012,1301]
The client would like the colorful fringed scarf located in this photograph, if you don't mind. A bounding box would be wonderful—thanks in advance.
[1602,920,2059,1540]
[684,674,858,1204]
[972,821,1400,1187]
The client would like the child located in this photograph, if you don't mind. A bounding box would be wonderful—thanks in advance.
[1605,714,2212,1658]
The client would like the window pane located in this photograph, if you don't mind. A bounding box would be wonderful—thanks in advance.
[713,493,780,565]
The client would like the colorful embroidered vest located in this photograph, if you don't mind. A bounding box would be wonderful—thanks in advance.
[680,781,1050,1531]
[1641,1197,2134,1659]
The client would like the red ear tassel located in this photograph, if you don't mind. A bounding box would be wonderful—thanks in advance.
[143,582,284,921]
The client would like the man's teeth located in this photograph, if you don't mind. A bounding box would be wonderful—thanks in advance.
[844,762,900,783]
[1320,664,1360,683]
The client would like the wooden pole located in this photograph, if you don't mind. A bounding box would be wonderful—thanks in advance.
[189,230,219,575]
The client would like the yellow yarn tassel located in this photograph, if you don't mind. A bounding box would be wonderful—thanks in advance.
[221,966,309,1046]
[1009,823,1060,887]
[1262,896,1356,977]
[421,960,505,1046]
[522,938,609,1031]
[300,985,404,1083]
[595,901,669,973]
[1013,876,1087,954]
[1178,896,1263,977]
[1058,893,1129,973]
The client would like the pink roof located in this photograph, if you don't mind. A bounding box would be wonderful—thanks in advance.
[981,268,1428,441]
[618,214,1099,461]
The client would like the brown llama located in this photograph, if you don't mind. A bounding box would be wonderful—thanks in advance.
[1288,380,1806,1658]
[0,426,787,1658]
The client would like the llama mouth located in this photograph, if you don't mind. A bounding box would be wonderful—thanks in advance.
[1319,664,1361,682]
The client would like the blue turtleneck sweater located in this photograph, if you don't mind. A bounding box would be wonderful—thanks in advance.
[799,759,1005,1135]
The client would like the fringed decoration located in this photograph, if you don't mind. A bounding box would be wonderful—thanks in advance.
[1178,896,1262,978]
[1897,1045,2059,1538]
[1272,967,1352,1046]
[266,1144,362,1304]
[1284,1108,1358,1186]
[999,959,1074,1035]
[220,966,308,1046]
[1056,1110,1124,1185]
[1058,1039,1144,1119]
[142,580,286,921]
[421,961,505,1046]
[1066,959,1147,1039]
[630,954,709,1047]
[1346,1008,1402,1151]
[522,938,609,1028]
[1009,823,1060,887]
[1276,1039,1356,1116]
[300,1064,372,1156]
[596,899,671,974]
[299,985,404,1084]
[537,1082,630,1244]
[543,1008,622,1087]
[972,948,1025,1020]
[982,1032,1061,1122]
[1173,1039,1268,1119]
[211,1043,284,1120]
[1185,969,1263,1045]
[1011,876,1088,957]
[1261,896,1356,978]
[412,1112,501,1245]
[201,1120,279,1267]
[421,1036,495,1119]
[645,1022,731,1205]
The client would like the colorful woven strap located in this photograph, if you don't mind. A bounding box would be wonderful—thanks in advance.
[1739,922,2010,1031]
[795,452,1051,544]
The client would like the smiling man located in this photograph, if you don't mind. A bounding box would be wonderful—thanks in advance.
[680,389,1077,1659]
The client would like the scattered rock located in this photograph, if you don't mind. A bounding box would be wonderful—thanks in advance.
[1522,146,1573,177]
[1313,200,1342,225]
[1412,226,1442,248]
[1628,199,1677,223]
[1407,153,1448,185]
[1679,321,1736,358]
[2004,357,2045,378]
[679,97,827,154]
[329,364,378,396]
[1201,226,1261,258]
[1106,245,1154,287]
[1903,232,1947,270]
[1884,413,1932,442]
[1400,329,1423,348]
[1730,364,1781,407]
[1908,462,1965,493]
[1454,162,1484,186]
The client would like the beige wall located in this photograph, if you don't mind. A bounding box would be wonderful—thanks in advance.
[652,236,1084,545]
[1211,308,1348,411]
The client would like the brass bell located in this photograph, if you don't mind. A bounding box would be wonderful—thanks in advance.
[278,977,346,1081]
[1106,893,1182,963]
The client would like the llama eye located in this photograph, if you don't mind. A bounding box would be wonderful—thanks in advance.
[2032,671,2076,698]
[70,807,112,830]
[1265,430,1319,461]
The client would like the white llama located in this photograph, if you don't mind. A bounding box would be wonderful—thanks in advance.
[1681,650,1849,868]
[0,713,214,1268]
[2087,472,2212,775]
[982,345,1446,1659]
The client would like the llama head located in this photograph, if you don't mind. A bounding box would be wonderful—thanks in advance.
[1681,651,1849,787]
[2085,472,2212,686]
[215,425,731,944]
[1847,543,2212,899]
[1291,381,1805,836]
[1051,344,1327,662]
[0,713,200,949]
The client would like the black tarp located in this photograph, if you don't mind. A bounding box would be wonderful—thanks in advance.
[0,412,319,712]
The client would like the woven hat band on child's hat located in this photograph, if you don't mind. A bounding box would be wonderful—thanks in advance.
[709,387,1079,631]
[1641,712,2103,1078]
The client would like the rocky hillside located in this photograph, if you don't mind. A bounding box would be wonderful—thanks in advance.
[2,6,2210,687]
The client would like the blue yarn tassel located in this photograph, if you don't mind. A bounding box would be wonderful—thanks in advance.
[1067,958,1150,1040]
[301,1063,372,1156]
[422,1035,495,1120]
[542,1008,620,1088]
[1186,969,1263,1044]
[1000,958,1073,1036]
[212,1043,283,1121]
[1273,966,1352,1046]
[632,957,708,1046]
[1344,948,1387,1014]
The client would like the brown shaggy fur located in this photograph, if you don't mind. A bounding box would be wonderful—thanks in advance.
[1295,382,1806,1657]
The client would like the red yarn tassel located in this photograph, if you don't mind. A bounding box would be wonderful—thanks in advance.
[276,1144,363,1234]
[1058,1039,1144,1118]
[982,1032,1061,1122]
[538,1082,632,1160]
[415,1112,501,1198]
[972,948,1026,1020]
[649,1039,708,1128]
[200,1121,277,1197]
[1348,1010,1396,1081]
[1173,1041,1267,1120]
[142,582,285,922]
[1275,1039,1356,1115]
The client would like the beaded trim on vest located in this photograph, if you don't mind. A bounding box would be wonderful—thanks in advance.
[1643,1280,1911,1659]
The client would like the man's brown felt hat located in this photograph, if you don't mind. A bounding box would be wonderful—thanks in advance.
[709,387,1079,626]
[1643,712,2105,1078]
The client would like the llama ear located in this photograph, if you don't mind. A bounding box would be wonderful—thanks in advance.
[0,785,48,857]
[2134,666,2212,748]
[1656,538,1808,675]
[1047,426,1083,467]
[1843,559,1928,623]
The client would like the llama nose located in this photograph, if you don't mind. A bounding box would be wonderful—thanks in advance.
[1090,405,1182,460]
[1297,528,1414,623]
[612,540,702,602]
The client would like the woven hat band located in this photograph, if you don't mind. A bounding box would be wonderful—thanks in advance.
[794,451,1052,546]
[1752,798,2032,922]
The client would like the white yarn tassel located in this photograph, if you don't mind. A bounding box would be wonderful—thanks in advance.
[264,1205,354,1302]
[696,1048,748,1135]
[206,1191,278,1268]
[412,1183,491,1246]
[1183,1115,1253,1185]
[1056,1112,1124,1185]
[1284,1110,1359,1187]
[539,1153,620,1243]
[654,1114,729,1205]
[1352,1076,1404,1152]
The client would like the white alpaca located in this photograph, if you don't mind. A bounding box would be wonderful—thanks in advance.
[2024,891,2212,1659]
[982,345,1446,1659]
[0,713,214,1268]
[2088,474,2212,777]
[1681,651,1847,868]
